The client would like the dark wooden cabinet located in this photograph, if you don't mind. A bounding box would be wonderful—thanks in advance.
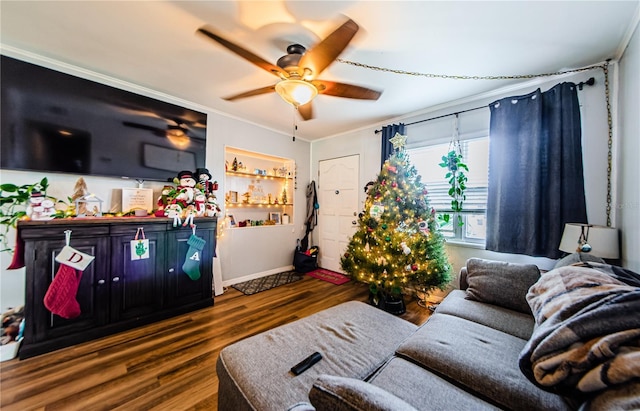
[18,217,216,359]
[165,227,216,308]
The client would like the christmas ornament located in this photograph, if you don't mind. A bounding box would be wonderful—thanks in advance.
[412,264,418,271]
[392,182,398,188]
[382,223,388,229]
[388,165,397,173]
[385,236,391,242]
[381,179,387,186]
[419,221,430,235]
[389,132,407,150]
[370,203,385,219]
[396,197,402,202]
[130,227,150,260]
[400,242,411,255]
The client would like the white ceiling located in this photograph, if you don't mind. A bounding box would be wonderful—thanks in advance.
[1,1,638,141]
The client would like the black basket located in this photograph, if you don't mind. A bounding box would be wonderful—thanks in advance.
[293,246,319,273]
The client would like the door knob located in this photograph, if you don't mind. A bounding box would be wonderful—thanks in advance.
[352,220,357,225]
[335,190,339,195]
[112,277,120,283]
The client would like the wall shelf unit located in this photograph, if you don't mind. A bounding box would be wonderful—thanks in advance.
[225,147,294,227]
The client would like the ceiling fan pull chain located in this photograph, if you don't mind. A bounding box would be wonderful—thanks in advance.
[292,108,298,142]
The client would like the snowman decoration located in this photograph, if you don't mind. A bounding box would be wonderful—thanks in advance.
[174,170,199,206]
[26,192,56,220]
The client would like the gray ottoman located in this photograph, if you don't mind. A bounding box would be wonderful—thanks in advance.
[216,301,418,411]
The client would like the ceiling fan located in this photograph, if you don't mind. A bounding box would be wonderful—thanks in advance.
[197,18,382,120]
[122,117,203,148]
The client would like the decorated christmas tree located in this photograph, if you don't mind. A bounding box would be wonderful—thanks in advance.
[340,133,451,311]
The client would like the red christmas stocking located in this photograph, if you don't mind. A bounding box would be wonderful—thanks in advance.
[6,227,25,269]
[44,264,84,319]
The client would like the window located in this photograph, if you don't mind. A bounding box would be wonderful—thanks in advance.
[407,137,489,244]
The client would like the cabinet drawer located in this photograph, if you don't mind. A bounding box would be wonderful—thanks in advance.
[20,224,109,239]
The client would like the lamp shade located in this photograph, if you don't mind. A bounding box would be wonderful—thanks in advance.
[275,79,317,107]
[559,223,619,259]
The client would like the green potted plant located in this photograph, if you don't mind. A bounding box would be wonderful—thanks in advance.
[438,150,468,227]
[0,177,51,252]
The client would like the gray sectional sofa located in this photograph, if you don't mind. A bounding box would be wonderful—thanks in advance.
[216,258,640,410]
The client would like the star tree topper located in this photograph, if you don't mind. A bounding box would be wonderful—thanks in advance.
[389,132,408,151]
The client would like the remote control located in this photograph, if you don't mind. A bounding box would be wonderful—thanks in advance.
[291,352,322,375]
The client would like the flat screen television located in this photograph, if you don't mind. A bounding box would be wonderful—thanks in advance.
[1,55,207,182]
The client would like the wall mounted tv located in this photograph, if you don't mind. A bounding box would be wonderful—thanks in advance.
[1,55,207,182]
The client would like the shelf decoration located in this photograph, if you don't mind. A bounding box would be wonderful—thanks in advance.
[225,147,295,226]
[75,194,103,217]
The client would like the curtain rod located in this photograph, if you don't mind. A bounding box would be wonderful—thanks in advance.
[374,77,595,134]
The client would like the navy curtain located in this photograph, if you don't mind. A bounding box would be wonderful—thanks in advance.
[486,82,587,259]
[380,123,405,166]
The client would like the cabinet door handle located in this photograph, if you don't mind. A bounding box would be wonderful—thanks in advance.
[168,268,175,273]
[335,190,340,195]
[112,277,120,283]
[97,279,106,285]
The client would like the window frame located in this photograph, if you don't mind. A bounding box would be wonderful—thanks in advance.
[407,136,488,246]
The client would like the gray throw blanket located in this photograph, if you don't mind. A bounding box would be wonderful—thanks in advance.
[519,264,640,396]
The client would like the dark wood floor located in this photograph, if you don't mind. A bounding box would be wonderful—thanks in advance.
[0,275,432,410]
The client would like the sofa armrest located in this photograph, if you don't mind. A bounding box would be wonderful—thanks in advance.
[309,375,419,411]
[459,266,469,290]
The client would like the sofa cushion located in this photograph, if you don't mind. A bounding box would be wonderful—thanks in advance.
[309,374,419,411]
[216,301,418,411]
[396,313,572,411]
[368,357,500,410]
[465,258,540,314]
[435,289,535,339]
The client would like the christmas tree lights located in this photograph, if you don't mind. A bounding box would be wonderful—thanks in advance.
[340,133,451,307]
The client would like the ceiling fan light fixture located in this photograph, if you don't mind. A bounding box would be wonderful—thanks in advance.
[275,79,317,107]
[166,125,190,148]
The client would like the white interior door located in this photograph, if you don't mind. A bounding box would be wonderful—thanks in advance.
[317,155,359,273]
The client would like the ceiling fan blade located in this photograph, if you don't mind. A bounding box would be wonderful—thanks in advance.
[313,80,382,100]
[299,18,359,79]
[197,26,287,78]
[297,102,314,121]
[122,121,166,137]
[223,85,276,101]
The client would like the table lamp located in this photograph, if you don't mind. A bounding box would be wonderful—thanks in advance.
[558,223,619,259]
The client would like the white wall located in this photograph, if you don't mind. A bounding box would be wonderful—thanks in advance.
[0,52,311,310]
[312,67,622,283]
[210,115,311,284]
[617,23,640,272]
